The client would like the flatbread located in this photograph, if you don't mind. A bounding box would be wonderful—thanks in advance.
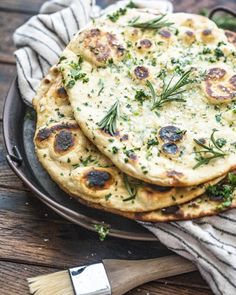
[80,173,236,222]
[59,8,236,187]
[33,66,224,213]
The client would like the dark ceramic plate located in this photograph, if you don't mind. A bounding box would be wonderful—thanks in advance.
[3,78,156,241]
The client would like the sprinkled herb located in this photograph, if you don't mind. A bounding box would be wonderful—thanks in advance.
[98,79,104,96]
[215,138,227,148]
[215,114,221,123]
[123,175,137,202]
[214,48,224,60]
[81,155,97,166]
[94,224,110,241]
[147,138,159,149]
[148,70,192,110]
[105,193,112,201]
[70,70,89,83]
[98,100,120,136]
[202,48,211,54]
[193,130,227,169]
[128,14,173,31]
[66,80,75,89]
[134,89,149,105]
[59,56,67,62]
[112,146,119,154]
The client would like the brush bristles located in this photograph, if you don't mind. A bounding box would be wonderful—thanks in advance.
[27,270,74,295]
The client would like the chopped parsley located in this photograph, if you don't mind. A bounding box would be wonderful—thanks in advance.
[215,138,227,148]
[206,173,236,210]
[147,138,159,149]
[66,80,75,89]
[215,114,221,123]
[94,224,110,241]
[105,193,112,201]
[214,48,224,60]
[112,146,119,154]
[134,89,149,105]
[202,48,211,54]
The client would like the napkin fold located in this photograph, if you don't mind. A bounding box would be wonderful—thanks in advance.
[13,1,236,294]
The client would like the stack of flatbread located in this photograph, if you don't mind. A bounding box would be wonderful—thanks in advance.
[33,6,236,222]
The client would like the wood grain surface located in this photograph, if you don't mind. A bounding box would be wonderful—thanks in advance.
[1,1,236,294]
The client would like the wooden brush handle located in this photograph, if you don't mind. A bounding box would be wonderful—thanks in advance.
[103,255,197,295]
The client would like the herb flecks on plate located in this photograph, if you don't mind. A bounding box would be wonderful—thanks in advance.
[94,224,110,241]
[193,129,227,169]
[98,100,120,136]
[128,14,173,31]
[147,70,192,110]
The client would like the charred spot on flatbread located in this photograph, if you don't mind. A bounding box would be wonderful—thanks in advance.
[162,143,179,155]
[83,169,113,189]
[134,66,149,80]
[146,184,173,193]
[57,86,67,98]
[136,39,152,50]
[161,205,180,215]
[229,75,236,89]
[182,30,196,44]
[159,126,185,142]
[201,29,215,42]
[36,122,78,146]
[54,130,75,152]
[205,68,226,80]
[78,28,126,66]
[36,128,52,142]
[203,68,236,103]
[159,30,171,39]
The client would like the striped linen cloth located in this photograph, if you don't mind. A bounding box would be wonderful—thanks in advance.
[13,1,236,294]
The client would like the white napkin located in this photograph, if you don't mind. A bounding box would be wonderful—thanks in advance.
[13,1,236,294]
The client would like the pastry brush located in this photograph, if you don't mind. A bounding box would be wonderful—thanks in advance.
[28,255,196,295]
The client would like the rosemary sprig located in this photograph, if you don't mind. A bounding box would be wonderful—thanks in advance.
[123,175,138,202]
[148,70,192,110]
[98,100,119,136]
[193,130,227,169]
[128,14,173,31]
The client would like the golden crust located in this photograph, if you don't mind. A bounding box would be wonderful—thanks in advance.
[69,181,236,222]
[68,28,126,67]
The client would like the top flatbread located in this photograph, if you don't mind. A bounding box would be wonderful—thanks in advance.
[33,65,223,213]
[59,8,236,187]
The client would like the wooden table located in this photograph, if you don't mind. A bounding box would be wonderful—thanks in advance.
[1,1,235,294]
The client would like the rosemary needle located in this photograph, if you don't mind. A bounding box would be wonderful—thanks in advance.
[128,14,173,31]
[123,175,138,202]
[98,100,120,136]
[147,70,192,110]
[193,130,227,169]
